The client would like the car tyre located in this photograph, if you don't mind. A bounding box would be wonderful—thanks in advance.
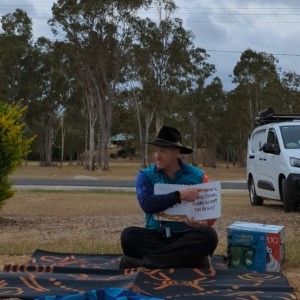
[249,177,263,206]
[282,178,297,212]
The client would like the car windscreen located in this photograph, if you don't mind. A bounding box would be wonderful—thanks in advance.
[280,125,300,149]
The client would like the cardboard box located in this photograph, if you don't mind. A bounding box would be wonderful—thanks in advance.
[227,221,285,272]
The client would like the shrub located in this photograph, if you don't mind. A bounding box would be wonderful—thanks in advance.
[0,101,35,206]
[116,148,135,159]
[110,153,116,159]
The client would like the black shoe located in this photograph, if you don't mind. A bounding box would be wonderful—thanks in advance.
[119,255,144,269]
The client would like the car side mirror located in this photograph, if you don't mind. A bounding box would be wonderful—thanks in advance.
[260,142,280,155]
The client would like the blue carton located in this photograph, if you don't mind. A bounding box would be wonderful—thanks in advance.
[227,221,285,272]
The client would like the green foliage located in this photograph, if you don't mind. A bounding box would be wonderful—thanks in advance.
[0,6,300,170]
[0,9,35,102]
[0,101,35,206]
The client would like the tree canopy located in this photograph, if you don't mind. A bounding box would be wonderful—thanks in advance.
[0,1,299,171]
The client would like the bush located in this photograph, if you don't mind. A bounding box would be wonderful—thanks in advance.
[110,153,116,159]
[0,101,35,206]
[116,148,135,159]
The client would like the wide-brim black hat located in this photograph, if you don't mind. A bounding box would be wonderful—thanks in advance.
[147,126,193,154]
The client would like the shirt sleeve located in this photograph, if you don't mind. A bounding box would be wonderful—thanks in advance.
[135,171,179,214]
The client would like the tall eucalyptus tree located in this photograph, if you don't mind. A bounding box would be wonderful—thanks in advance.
[129,0,217,166]
[0,9,35,104]
[176,46,216,165]
[281,71,300,112]
[229,49,287,166]
[27,38,71,165]
[50,0,151,171]
[201,77,225,167]
[232,48,281,126]
[133,0,201,133]
[0,9,72,165]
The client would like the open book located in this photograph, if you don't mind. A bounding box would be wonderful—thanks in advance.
[153,181,221,222]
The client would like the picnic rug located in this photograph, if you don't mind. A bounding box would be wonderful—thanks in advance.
[0,249,296,300]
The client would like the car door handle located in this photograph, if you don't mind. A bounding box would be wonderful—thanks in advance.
[249,155,255,159]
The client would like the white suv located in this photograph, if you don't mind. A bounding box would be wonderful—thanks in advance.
[247,108,300,212]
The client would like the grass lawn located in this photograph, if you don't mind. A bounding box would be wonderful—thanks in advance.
[1,160,299,298]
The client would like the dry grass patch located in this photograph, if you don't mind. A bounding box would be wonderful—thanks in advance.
[10,160,247,181]
[10,161,142,180]
[2,162,299,298]
[0,190,142,255]
[1,190,299,264]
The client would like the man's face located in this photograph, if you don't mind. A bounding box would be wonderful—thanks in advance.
[154,146,179,170]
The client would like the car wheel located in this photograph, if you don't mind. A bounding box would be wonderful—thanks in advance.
[249,177,263,206]
[282,178,297,212]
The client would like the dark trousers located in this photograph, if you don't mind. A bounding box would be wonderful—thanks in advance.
[120,226,218,268]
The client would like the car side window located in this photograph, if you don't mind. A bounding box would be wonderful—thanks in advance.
[267,129,279,151]
[250,129,266,153]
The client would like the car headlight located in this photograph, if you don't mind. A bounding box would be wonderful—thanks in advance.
[290,157,300,168]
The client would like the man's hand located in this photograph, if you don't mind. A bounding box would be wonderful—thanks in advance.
[184,216,217,228]
[179,188,203,202]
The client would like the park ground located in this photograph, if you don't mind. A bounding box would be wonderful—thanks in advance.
[0,161,299,299]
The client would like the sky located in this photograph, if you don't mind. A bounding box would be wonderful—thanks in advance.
[1,0,300,91]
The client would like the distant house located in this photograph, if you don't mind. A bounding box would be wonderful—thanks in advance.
[110,133,134,158]
[110,133,133,148]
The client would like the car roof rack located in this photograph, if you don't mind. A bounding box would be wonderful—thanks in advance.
[255,107,300,126]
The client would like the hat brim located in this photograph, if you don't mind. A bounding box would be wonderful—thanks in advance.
[147,140,193,154]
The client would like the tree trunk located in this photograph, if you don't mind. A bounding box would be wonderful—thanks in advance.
[96,122,102,168]
[44,113,54,166]
[98,96,112,171]
[88,118,95,171]
[133,92,146,167]
[81,75,98,171]
[144,111,154,165]
[60,115,66,169]
[155,110,164,134]
[191,117,198,165]
[248,85,253,128]
[74,61,99,171]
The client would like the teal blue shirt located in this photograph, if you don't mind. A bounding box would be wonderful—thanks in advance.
[135,159,206,233]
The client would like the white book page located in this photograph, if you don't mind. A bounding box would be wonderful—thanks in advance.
[154,181,221,222]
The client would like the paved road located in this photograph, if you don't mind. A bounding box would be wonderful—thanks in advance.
[11,178,248,190]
